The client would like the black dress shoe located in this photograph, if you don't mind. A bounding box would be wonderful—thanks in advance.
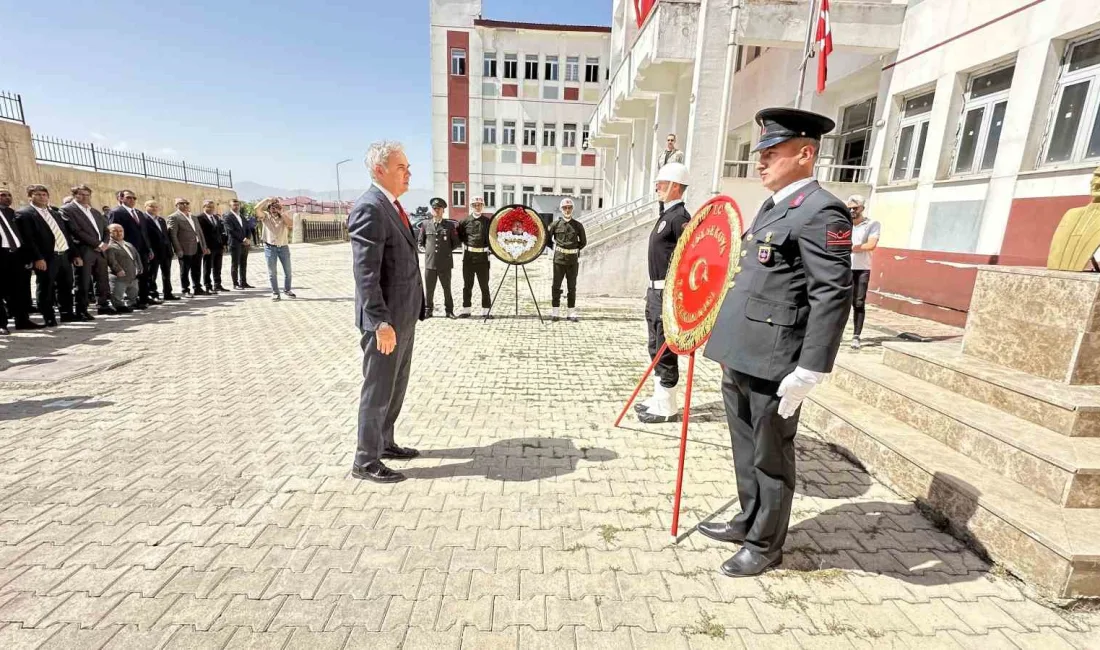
[381,445,420,460]
[44,318,58,327]
[720,547,783,578]
[116,306,134,314]
[552,316,561,322]
[232,284,241,290]
[423,312,433,320]
[242,283,255,289]
[59,313,79,323]
[351,460,406,483]
[15,320,44,330]
[216,285,229,292]
[77,312,96,322]
[697,521,746,544]
[182,290,194,298]
[446,313,456,319]
[457,313,470,319]
[98,305,119,315]
[132,303,148,311]
[164,295,182,301]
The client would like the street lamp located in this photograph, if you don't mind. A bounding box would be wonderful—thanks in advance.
[335,158,353,216]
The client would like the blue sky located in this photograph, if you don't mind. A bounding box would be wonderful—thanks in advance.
[0,0,611,192]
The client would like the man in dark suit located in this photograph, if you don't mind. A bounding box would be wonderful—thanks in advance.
[349,141,425,484]
[62,184,115,317]
[14,185,81,326]
[223,198,253,289]
[107,189,154,309]
[198,200,228,293]
[700,108,853,577]
[0,187,42,333]
[417,197,459,318]
[142,200,178,300]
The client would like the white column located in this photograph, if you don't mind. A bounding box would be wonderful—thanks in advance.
[615,135,631,206]
[632,115,651,202]
[682,0,733,209]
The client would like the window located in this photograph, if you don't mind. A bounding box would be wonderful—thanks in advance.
[563,123,578,148]
[561,186,574,196]
[523,122,537,147]
[1043,35,1100,165]
[580,188,593,210]
[451,117,466,144]
[891,91,934,182]
[483,53,497,78]
[503,53,518,79]
[483,185,496,208]
[834,97,876,182]
[522,186,535,205]
[525,55,539,80]
[502,184,516,205]
[450,48,466,76]
[451,183,466,207]
[566,56,580,82]
[953,66,1014,175]
[585,57,601,83]
[545,55,559,81]
[541,186,554,194]
[502,121,516,145]
[582,124,590,147]
[561,153,577,166]
[483,121,497,145]
[744,46,762,66]
[543,123,557,147]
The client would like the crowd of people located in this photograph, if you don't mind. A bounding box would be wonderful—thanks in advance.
[0,184,298,335]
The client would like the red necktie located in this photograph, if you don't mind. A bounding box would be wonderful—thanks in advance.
[394,200,411,229]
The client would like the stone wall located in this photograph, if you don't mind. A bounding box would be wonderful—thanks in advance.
[0,120,237,211]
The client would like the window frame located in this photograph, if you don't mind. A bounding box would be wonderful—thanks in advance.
[562,123,578,149]
[543,123,557,148]
[451,182,466,208]
[524,55,540,81]
[483,185,497,208]
[522,186,535,206]
[483,53,497,79]
[585,57,600,83]
[545,55,559,82]
[1040,34,1100,166]
[565,56,580,82]
[952,65,1015,176]
[890,91,935,183]
[560,186,574,196]
[450,48,466,76]
[502,184,516,205]
[483,120,497,145]
[502,120,517,146]
[523,122,538,147]
[451,117,467,144]
[503,53,518,80]
[579,188,593,210]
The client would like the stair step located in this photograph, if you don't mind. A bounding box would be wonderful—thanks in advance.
[804,385,1100,598]
[830,354,1100,508]
[882,340,1100,437]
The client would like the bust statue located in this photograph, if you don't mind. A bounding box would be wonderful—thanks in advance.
[1048,166,1100,272]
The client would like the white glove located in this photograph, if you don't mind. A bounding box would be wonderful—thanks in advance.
[777,366,827,419]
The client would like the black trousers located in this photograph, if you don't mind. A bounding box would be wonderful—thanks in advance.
[229,245,248,287]
[78,248,111,309]
[551,262,578,308]
[355,319,417,468]
[36,252,75,318]
[153,253,174,298]
[0,249,30,328]
[203,248,224,290]
[852,269,870,337]
[137,251,155,303]
[425,266,454,314]
[645,288,679,388]
[722,367,800,555]
[178,253,202,292]
[462,255,491,308]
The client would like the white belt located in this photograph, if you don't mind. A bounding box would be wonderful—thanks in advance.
[466,247,488,253]
[649,280,665,290]
[557,248,579,254]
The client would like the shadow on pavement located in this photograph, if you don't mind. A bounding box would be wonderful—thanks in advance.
[401,437,618,482]
[0,396,115,422]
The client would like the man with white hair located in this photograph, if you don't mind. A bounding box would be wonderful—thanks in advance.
[348,141,425,484]
[546,197,587,322]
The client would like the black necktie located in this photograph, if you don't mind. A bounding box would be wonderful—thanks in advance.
[0,213,17,250]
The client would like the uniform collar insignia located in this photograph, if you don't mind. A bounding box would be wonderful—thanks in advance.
[791,193,806,208]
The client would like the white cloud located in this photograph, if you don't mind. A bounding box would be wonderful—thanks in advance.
[159,147,179,157]
[90,132,107,142]
[113,141,129,151]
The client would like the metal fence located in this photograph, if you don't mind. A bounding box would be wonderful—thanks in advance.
[0,91,24,124]
[301,220,349,243]
[31,135,233,188]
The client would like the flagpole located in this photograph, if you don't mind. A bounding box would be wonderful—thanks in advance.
[795,0,821,109]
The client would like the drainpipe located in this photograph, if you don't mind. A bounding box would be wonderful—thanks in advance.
[710,1,742,195]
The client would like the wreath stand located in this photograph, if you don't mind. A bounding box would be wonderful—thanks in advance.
[487,263,545,323]
[613,342,696,539]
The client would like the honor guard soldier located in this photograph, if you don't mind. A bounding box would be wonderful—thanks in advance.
[636,162,692,424]
[547,198,587,322]
[701,108,853,577]
[457,196,493,319]
[419,198,460,318]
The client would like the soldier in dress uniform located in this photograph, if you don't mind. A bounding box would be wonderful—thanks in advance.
[547,197,587,322]
[636,162,692,424]
[457,196,493,319]
[418,197,460,318]
[700,108,853,577]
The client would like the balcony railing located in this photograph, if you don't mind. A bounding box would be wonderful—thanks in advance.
[722,160,873,184]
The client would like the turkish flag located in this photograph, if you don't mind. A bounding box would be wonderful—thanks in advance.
[816,0,833,94]
[634,0,657,28]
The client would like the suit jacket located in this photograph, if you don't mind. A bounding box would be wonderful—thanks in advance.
[222,211,250,248]
[107,206,152,257]
[61,203,109,255]
[703,181,853,382]
[0,206,28,263]
[348,185,425,332]
[198,212,226,251]
[14,205,77,265]
[167,210,206,257]
[140,211,170,260]
[105,239,143,279]
[417,218,459,271]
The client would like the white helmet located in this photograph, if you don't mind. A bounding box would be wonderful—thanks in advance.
[656,162,690,186]
[560,198,574,209]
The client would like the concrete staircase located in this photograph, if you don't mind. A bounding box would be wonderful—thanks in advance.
[804,266,1100,598]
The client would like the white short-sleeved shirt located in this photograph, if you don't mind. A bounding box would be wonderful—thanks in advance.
[851,219,881,271]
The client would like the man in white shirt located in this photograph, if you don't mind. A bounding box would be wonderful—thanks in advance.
[847,194,881,350]
[223,198,254,289]
[256,198,295,300]
[107,189,155,308]
[14,184,81,327]
[0,187,41,333]
[62,184,115,317]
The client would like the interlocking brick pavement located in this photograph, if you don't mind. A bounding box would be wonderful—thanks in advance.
[0,243,1096,649]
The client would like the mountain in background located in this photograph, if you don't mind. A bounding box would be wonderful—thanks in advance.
[235,181,434,210]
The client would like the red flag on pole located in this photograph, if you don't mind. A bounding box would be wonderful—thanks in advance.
[816,0,833,94]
